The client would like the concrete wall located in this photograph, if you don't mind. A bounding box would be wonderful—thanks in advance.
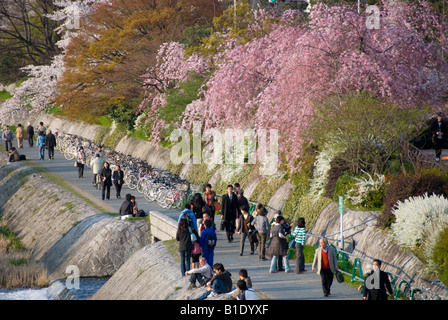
[0,157,151,282]
[149,210,178,242]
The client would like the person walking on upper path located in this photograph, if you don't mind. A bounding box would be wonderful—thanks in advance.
[100,162,112,200]
[200,219,217,268]
[2,125,13,152]
[236,204,254,256]
[432,112,447,162]
[268,215,290,273]
[90,154,104,189]
[292,217,307,274]
[45,130,56,160]
[202,184,217,221]
[26,122,34,147]
[76,146,86,178]
[15,123,23,149]
[36,131,46,160]
[112,164,124,199]
[221,185,241,243]
[312,238,339,297]
[251,205,269,261]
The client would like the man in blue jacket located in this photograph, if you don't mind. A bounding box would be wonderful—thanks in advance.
[200,219,217,267]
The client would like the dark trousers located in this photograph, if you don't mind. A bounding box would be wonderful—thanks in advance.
[4,140,12,152]
[434,138,444,159]
[320,268,334,296]
[48,146,54,159]
[28,136,34,147]
[114,182,123,197]
[78,163,84,178]
[257,232,267,259]
[240,230,255,254]
[102,184,111,200]
[295,243,305,273]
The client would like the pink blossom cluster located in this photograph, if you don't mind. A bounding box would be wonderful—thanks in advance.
[178,2,448,173]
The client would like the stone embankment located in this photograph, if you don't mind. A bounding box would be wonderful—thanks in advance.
[0,157,151,282]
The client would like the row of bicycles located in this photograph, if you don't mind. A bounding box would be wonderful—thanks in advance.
[54,131,193,210]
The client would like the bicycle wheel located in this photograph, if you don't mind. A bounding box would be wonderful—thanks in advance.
[127,174,138,190]
[156,187,169,208]
[136,178,147,193]
[174,191,186,209]
[64,146,76,160]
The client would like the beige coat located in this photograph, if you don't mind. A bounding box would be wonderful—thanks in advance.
[312,245,338,275]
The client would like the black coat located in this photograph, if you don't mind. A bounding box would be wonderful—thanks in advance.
[113,170,124,185]
[45,133,56,147]
[100,167,112,186]
[363,270,393,300]
[221,192,241,223]
[432,119,447,142]
[176,227,192,252]
[119,199,133,216]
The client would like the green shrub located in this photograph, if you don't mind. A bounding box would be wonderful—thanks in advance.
[431,225,448,286]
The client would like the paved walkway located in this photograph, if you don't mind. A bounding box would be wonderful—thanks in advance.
[6,135,363,300]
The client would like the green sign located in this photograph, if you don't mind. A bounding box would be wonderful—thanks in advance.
[339,196,343,215]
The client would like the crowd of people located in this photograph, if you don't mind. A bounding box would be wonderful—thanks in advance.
[174,181,312,300]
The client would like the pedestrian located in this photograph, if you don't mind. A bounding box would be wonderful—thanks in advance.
[15,124,23,149]
[76,146,86,178]
[191,193,206,229]
[177,204,198,232]
[186,256,212,289]
[100,162,112,200]
[202,183,217,221]
[2,125,13,152]
[26,122,34,147]
[432,112,447,161]
[36,131,46,160]
[190,228,201,269]
[90,154,104,188]
[363,259,393,300]
[292,217,307,274]
[251,205,269,261]
[312,238,339,297]
[45,130,56,160]
[112,164,124,199]
[221,185,241,243]
[237,189,249,213]
[199,211,216,236]
[200,219,217,267]
[267,215,290,273]
[236,204,254,256]
[37,122,46,136]
[176,218,193,277]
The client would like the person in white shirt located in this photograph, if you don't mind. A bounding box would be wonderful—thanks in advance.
[186,257,212,289]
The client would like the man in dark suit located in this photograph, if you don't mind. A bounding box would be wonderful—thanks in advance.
[220,185,241,243]
[112,164,125,199]
[363,259,394,300]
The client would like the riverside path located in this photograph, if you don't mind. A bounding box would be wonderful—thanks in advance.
[4,132,363,300]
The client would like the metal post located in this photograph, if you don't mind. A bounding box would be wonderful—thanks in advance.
[339,196,344,249]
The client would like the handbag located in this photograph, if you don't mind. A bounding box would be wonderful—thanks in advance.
[74,161,78,167]
[191,242,202,255]
[214,202,221,211]
[336,270,345,283]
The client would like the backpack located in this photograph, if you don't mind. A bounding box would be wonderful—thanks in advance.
[206,233,216,249]
[137,209,146,217]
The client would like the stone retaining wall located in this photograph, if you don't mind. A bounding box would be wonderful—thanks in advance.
[0,157,151,282]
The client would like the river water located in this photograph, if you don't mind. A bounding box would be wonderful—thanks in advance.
[0,277,109,300]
